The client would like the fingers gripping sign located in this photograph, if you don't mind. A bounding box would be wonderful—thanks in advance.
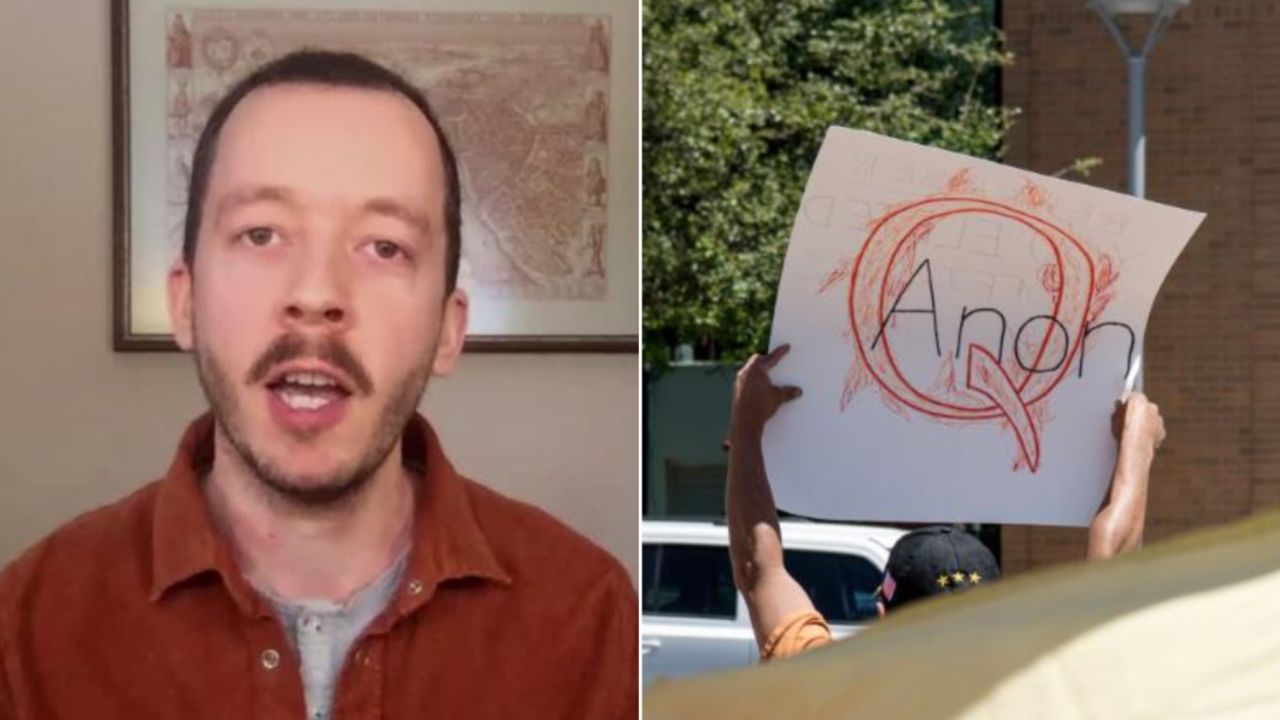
[733,345,804,436]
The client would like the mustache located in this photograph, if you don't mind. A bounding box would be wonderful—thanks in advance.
[245,333,374,395]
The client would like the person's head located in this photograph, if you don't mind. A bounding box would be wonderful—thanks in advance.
[167,49,466,507]
[874,526,1000,616]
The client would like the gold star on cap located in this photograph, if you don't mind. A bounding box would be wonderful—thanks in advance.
[936,574,950,588]
[951,571,966,584]
[969,572,982,584]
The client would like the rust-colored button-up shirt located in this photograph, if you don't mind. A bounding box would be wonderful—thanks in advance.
[0,414,637,719]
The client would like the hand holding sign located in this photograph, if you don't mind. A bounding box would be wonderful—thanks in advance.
[731,345,803,439]
[1087,392,1166,558]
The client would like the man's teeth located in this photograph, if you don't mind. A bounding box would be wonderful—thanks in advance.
[283,371,338,387]
[272,371,346,412]
[279,389,334,411]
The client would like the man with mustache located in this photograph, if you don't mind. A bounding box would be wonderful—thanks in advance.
[0,50,636,719]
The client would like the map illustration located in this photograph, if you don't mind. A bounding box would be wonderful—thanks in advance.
[165,8,611,301]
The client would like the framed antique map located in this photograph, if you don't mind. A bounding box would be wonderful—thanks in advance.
[112,0,637,351]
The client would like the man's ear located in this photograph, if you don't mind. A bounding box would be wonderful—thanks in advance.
[168,258,195,351]
[876,601,886,619]
[431,286,469,376]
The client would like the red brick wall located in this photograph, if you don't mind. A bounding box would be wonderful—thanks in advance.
[1000,0,1280,572]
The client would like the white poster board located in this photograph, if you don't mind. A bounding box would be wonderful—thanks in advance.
[764,128,1204,526]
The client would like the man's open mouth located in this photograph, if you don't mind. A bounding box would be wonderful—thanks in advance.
[266,370,353,412]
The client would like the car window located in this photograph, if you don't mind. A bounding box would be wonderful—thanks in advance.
[784,549,882,623]
[642,543,737,619]
[642,543,657,604]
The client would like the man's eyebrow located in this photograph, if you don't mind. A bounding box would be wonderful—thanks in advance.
[213,185,299,225]
[362,197,434,236]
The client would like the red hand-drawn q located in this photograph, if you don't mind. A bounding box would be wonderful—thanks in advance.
[847,196,1097,472]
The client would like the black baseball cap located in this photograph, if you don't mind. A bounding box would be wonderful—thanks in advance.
[878,526,1000,611]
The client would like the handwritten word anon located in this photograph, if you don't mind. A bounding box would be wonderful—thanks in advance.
[871,259,1136,379]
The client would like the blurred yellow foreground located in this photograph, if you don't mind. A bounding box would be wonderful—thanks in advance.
[646,512,1280,719]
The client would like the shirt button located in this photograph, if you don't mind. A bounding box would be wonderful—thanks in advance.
[407,579,424,595]
[261,648,281,670]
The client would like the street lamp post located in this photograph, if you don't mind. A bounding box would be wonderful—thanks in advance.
[1086,1,1189,392]
[1086,0,1191,199]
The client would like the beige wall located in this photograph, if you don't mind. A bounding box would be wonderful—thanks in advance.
[0,0,638,581]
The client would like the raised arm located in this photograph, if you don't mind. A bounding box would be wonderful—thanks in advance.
[1087,392,1165,560]
[725,345,818,650]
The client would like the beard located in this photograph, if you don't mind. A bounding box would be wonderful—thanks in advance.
[193,330,434,509]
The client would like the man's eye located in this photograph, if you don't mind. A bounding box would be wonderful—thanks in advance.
[241,227,278,247]
[371,239,404,260]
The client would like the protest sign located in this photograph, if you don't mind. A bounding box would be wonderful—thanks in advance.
[765,128,1203,525]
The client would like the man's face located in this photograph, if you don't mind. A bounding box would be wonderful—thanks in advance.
[168,84,467,504]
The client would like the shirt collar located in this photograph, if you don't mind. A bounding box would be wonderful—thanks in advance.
[391,413,512,617]
[149,412,512,615]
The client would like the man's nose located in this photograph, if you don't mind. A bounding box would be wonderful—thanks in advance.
[280,241,352,331]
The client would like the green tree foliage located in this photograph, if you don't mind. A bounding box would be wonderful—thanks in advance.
[643,0,1013,367]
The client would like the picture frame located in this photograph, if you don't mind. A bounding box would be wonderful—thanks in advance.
[111,0,638,352]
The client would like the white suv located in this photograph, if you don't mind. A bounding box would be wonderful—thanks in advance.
[642,519,906,684]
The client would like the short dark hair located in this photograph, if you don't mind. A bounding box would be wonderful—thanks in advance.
[182,49,462,290]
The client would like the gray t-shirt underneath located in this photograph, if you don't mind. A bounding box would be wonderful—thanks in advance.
[264,552,408,720]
